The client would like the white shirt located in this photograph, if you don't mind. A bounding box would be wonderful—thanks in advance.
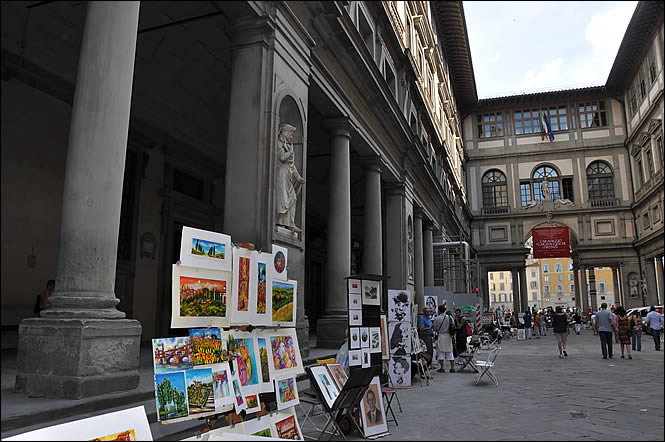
[645,311,664,330]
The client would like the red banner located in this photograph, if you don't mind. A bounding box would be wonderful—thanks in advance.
[532,227,570,258]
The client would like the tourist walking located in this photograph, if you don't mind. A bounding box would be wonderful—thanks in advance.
[630,309,642,351]
[533,311,542,337]
[644,306,664,351]
[572,311,582,335]
[552,306,569,358]
[523,310,532,339]
[593,303,616,359]
[418,307,434,364]
[432,305,455,373]
[614,306,632,359]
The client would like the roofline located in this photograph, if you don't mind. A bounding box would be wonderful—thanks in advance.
[474,86,607,111]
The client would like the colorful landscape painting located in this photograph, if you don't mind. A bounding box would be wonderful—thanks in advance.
[191,238,225,260]
[277,377,296,403]
[246,394,259,409]
[155,371,189,421]
[257,262,267,314]
[185,368,215,415]
[189,328,223,365]
[153,337,193,373]
[234,338,259,387]
[90,429,137,441]
[257,338,270,383]
[237,257,250,311]
[274,415,300,440]
[179,276,227,317]
[270,336,298,371]
[252,428,272,437]
[271,280,294,322]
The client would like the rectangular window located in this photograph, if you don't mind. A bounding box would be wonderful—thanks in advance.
[477,112,504,138]
[542,264,549,273]
[635,156,644,185]
[530,281,537,289]
[520,182,532,206]
[646,149,655,177]
[531,271,536,278]
[500,283,505,291]
[562,177,574,202]
[578,101,607,128]
[557,285,563,293]
[558,275,564,282]
[500,293,506,302]
[555,263,562,272]
[657,136,663,167]
[570,284,575,293]
[547,105,568,131]
[598,282,606,292]
[513,109,541,135]
[500,273,504,279]
[384,59,397,98]
[543,275,550,282]
[491,283,495,290]
[643,212,650,229]
[569,274,574,280]
[568,262,574,271]
[490,273,494,280]
[544,285,550,294]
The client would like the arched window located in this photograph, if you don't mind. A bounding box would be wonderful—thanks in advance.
[532,166,561,200]
[482,170,508,208]
[586,161,614,200]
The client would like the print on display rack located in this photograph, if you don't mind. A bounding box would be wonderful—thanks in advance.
[254,251,271,326]
[185,368,216,417]
[361,348,371,368]
[233,331,262,397]
[389,355,411,387]
[349,309,362,326]
[326,363,348,391]
[347,278,361,294]
[360,327,370,348]
[361,280,380,306]
[389,321,412,355]
[349,327,360,349]
[243,417,274,438]
[256,331,275,393]
[270,407,303,441]
[309,365,340,410]
[188,328,224,366]
[179,226,232,271]
[271,244,288,281]
[155,371,189,421]
[244,394,262,414]
[271,279,297,327]
[388,289,411,323]
[424,295,438,313]
[266,328,304,377]
[369,327,381,354]
[274,374,300,410]
[348,293,362,310]
[152,337,193,373]
[211,362,235,409]
[231,247,257,325]
[359,376,389,437]
[171,265,231,329]
[229,359,248,413]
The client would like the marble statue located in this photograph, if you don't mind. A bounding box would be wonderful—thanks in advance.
[523,199,541,209]
[541,177,551,200]
[275,123,305,233]
[554,198,575,208]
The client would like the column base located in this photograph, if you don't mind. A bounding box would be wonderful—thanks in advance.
[16,318,142,399]
[316,315,347,348]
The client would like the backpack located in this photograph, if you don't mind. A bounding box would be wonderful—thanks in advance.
[448,316,456,335]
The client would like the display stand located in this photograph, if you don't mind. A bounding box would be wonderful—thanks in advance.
[309,366,380,441]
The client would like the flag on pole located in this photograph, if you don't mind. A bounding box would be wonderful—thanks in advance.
[540,111,554,142]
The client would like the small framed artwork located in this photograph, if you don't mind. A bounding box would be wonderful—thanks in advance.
[243,417,273,438]
[361,280,380,306]
[152,337,193,373]
[350,327,360,349]
[231,247,256,325]
[265,327,304,377]
[233,331,262,397]
[274,374,300,410]
[269,407,303,441]
[369,327,381,354]
[424,295,438,313]
[349,309,362,326]
[389,356,411,387]
[270,279,297,327]
[171,265,232,329]
[326,363,348,391]
[361,348,371,368]
[348,293,362,310]
[211,362,235,410]
[230,359,248,413]
[380,315,389,360]
[180,226,232,271]
[389,321,412,355]
[359,376,389,437]
[348,350,362,366]
[347,278,361,294]
[254,331,274,393]
[388,290,411,323]
[271,244,289,281]
[360,327,370,348]
[253,251,272,326]
[309,365,341,410]
[244,394,262,414]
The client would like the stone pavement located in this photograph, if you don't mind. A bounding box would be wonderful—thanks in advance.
[298,328,664,441]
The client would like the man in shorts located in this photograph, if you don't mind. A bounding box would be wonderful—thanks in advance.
[552,306,570,358]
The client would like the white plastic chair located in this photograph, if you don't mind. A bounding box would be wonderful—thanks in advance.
[474,345,501,387]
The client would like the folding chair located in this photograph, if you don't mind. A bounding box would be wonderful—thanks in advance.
[474,346,501,387]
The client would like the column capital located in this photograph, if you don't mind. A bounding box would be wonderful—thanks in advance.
[413,207,425,219]
[323,117,351,138]
[384,181,406,197]
[359,156,384,173]
[423,220,435,232]
[229,15,276,47]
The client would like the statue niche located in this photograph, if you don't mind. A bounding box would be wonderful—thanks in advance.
[275,123,305,233]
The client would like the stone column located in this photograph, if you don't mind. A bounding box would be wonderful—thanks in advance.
[385,184,408,290]
[423,224,434,287]
[519,267,528,313]
[656,256,665,305]
[16,1,142,399]
[511,269,520,312]
[362,161,383,275]
[482,266,490,307]
[612,267,621,307]
[413,208,425,310]
[589,267,598,311]
[645,257,659,306]
[317,119,351,347]
[580,267,589,312]
[573,268,581,310]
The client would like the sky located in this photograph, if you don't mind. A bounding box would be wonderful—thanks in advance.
[463,1,638,99]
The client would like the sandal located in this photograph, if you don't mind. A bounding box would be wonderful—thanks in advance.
[628,355,632,359]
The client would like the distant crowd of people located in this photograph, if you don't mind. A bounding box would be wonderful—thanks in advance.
[418,306,474,373]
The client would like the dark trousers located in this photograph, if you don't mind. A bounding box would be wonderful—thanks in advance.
[420,333,433,363]
[651,329,662,351]
[599,331,613,358]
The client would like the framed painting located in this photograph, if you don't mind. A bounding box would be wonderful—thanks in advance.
[230,359,248,413]
[152,337,193,374]
[348,349,362,367]
[3,406,153,441]
[231,247,256,325]
[185,367,216,418]
[326,363,348,391]
[348,293,362,310]
[380,315,389,360]
[369,327,381,354]
[274,374,300,410]
[211,362,234,410]
[347,278,361,294]
[389,321,411,355]
[171,265,231,329]
[233,331,262,397]
[188,328,223,366]
[424,295,438,313]
[255,331,274,393]
[180,226,232,272]
[389,355,411,387]
[309,365,340,410]
[269,407,303,441]
[349,309,362,326]
[388,290,411,323]
[349,327,360,349]
[361,280,380,306]
[359,376,389,437]
[265,328,304,377]
[270,279,297,327]
[361,348,370,368]
[360,327,370,348]
[253,251,272,326]
[271,244,289,281]
[155,371,189,422]
[244,394,262,414]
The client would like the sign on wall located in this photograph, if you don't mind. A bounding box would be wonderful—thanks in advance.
[532,227,570,258]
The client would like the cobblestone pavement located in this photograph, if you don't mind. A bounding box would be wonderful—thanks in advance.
[300,328,664,441]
